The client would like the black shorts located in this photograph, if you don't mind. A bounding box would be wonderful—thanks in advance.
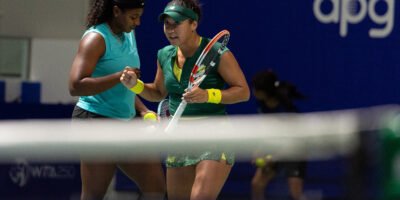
[71,106,107,119]
[273,161,307,179]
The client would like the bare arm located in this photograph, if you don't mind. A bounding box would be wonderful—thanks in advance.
[217,51,250,104]
[69,33,123,96]
[135,96,154,117]
[120,61,168,102]
[182,51,250,104]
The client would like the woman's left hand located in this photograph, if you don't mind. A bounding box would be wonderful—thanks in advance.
[182,86,208,103]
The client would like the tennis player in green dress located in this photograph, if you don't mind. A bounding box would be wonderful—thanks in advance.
[120,0,250,199]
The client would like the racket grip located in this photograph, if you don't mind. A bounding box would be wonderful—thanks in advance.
[165,100,187,133]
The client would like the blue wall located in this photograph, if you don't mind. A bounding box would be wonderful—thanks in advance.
[137,0,400,113]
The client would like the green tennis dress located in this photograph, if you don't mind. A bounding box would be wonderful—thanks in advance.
[158,37,235,167]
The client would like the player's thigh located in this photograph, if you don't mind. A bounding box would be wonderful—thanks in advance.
[287,177,304,199]
[192,160,232,195]
[118,162,165,192]
[166,166,196,199]
[80,162,116,193]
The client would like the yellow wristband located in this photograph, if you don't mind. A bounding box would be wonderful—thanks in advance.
[207,88,222,104]
[129,79,144,94]
[143,112,157,122]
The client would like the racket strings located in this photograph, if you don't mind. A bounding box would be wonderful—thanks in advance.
[157,99,170,119]
[188,31,230,89]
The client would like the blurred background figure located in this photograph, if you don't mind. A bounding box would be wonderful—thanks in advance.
[250,70,307,200]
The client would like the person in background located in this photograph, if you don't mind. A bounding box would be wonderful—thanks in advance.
[120,0,250,199]
[251,70,306,200]
[69,0,165,199]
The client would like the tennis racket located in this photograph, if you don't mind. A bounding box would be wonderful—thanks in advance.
[165,30,230,132]
[157,99,170,122]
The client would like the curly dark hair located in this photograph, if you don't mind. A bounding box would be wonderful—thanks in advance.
[86,0,145,28]
[252,70,305,111]
[166,0,202,22]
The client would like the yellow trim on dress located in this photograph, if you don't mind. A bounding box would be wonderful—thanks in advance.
[173,59,182,82]
[221,153,227,161]
[173,37,203,82]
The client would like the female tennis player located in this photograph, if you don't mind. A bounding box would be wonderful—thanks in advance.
[120,0,250,199]
[69,0,165,199]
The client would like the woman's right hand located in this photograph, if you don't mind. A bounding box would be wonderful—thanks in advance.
[120,67,140,89]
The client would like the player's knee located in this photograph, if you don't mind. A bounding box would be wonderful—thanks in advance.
[140,192,166,200]
[81,184,110,200]
[191,190,216,200]
[80,192,106,200]
[141,179,166,194]
[289,188,303,200]
[153,183,167,194]
[191,181,218,200]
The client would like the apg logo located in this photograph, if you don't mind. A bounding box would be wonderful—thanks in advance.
[313,0,395,38]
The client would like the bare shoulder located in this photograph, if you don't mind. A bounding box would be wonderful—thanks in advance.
[80,32,105,48]
[78,32,105,56]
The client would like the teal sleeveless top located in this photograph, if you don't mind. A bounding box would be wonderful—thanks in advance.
[76,23,140,119]
[157,37,227,116]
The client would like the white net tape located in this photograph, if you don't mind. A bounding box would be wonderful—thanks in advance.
[0,105,398,162]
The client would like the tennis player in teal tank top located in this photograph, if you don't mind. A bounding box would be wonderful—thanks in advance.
[76,23,139,119]
[69,0,165,199]
[120,0,250,199]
